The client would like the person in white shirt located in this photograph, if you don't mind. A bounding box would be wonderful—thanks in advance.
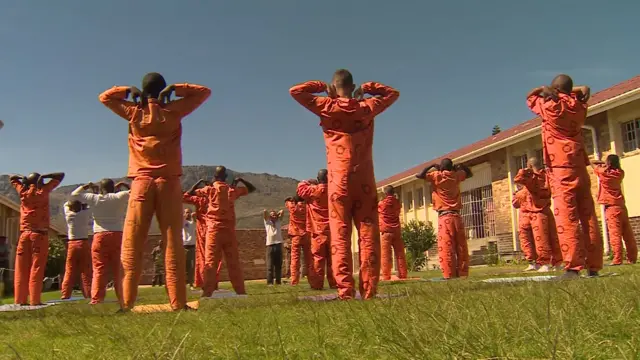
[263,209,284,285]
[182,208,197,287]
[70,179,130,305]
[61,200,93,300]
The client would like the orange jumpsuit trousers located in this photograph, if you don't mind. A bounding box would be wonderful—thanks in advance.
[91,231,123,304]
[121,177,186,310]
[309,233,337,289]
[194,218,207,288]
[328,167,381,300]
[290,234,313,286]
[606,205,637,265]
[548,168,603,272]
[517,210,537,263]
[203,225,245,296]
[381,228,408,280]
[437,213,469,279]
[61,240,92,299]
[519,210,562,266]
[14,231,49,305]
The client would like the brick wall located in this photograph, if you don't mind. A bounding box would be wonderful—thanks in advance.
[490,149,513,235]
[631,217,640,245]
[136,229,269,285]
[496,232,514,253]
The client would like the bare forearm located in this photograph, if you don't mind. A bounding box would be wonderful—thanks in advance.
[42,172,65,181]
[526,86,545,99]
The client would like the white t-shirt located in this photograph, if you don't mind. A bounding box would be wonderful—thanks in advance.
[63,202,93,240]
[264,219,283,246]
[70,186,130,233]
[183,219,196,246]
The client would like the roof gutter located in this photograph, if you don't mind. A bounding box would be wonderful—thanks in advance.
[379,87,640,189]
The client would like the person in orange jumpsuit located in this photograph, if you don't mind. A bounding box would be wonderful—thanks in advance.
[191,167,256,297]
[527,74,603,278]
[290,69,400,299]
[61,200,93,299]
[99,72,211,311]
[514,157,563,272]
[9,172,65,305]
[70,179,130,305]
[511,184,539,271]
[297,169,337,290]
[378,185,408,280]
[592,154,637,265]
[284,195,312,286]
[184,181,211,289]
[416,159,472,279]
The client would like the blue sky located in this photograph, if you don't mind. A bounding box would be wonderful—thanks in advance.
[1,1,638,185]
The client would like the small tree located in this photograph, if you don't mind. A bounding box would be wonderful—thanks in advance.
[492,125,501,135]
[46,237,66,278]
[402,220,437,271]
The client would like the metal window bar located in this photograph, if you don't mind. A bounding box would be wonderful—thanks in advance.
[515,154,528,171]
[622,119,640,153]
[460,185,496,240]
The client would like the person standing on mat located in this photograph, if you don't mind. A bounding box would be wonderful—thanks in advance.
[70,179,130,305]
[183,181,210,290]
[61,200,93,300]
[9,172,65,305]
[512,184,539,271]
[264,209,284,285]
[182,208,197,287]
[284,196,312,286]
[592,154,637,265]
[378,185,408,280]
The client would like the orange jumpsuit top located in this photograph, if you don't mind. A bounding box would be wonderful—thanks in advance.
[285,200,307,236]
[527,93,589,169]
[512,188,532,212]
[593,165,625,207]
[297,181,330,235]
[194,181,249,228]
[183,192,208,223]
[290,81,399,172]
[424,170,467,211]
[99,84,211,178]
[378,195,401,232]
[513,169,551,212]
[11,179,61,232]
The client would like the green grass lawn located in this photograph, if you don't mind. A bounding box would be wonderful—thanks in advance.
[1,265,640,359]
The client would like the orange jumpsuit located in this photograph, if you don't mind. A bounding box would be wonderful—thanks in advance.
[594,165,637,265]
[378,195,408,280]
[195,182,249,296]
[512,189,537,263]
[99,83,211,310]
[290,81,399,299]
[297,181,337,290]
[11,178,61,305]
[183,192,209,288]
[527,93,603,272]
[423,170,469,279]
[514,169,563,267]
[285,199,312,286]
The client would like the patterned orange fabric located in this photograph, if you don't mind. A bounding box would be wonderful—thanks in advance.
[605,205,637,265]
[436,214,468,279]
[297,182,330,235]
[424,170,467,211]
[195,182,249,228]
[378,195,401,232]
[309,233,337,290]
[380,229,408,280]
[61,240,92,299]
[527,93,589,168]
[289,234,312,286]
[11,179,60,231]
[514,169,551,212]
[291,80,399,299]
[285,200,307,236]
[183,193,209,288]
[99,84,211,178]
[14,231,48,305]
[593,165,626,206]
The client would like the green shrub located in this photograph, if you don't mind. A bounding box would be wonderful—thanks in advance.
[402,220,437,271]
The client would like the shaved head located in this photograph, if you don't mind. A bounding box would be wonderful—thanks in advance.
[527,157,542,171]
[25,173,40,186]
[331,69,356,96]
[100,178,115,194]
[142,72,166,99]
[384,185,394,196]
[440,158,453,171]
[214,166,227,181]
[317,169,328,184]
[551,74,573,94]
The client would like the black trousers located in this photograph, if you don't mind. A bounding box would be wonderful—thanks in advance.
[184,245,196,286]
[266,243,283,285]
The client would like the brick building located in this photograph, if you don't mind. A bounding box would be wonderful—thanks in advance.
[375,75,640,267]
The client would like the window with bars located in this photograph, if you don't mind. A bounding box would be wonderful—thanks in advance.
[621,119,640,153]
[405,191,413,210]
[416,187,425,208]
[460,185,496,240]
[514,153,528,171]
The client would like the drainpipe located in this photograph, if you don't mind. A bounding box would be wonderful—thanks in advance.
[582,125,610,255]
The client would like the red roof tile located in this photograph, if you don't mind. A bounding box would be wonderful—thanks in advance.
[376,75,640,188]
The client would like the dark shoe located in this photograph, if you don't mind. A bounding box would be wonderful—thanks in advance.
[115,308,130,314]
[557,270,580,280]
[587,270,599,277]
